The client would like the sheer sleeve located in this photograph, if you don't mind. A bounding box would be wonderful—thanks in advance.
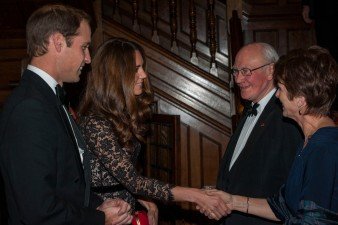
[81,116,174,202]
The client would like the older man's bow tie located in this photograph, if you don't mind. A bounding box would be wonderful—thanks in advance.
[245,103,259,117]
[55,84,67,105]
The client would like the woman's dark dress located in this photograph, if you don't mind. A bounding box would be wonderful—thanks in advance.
[268,127,338,224]
[79,115,173,212]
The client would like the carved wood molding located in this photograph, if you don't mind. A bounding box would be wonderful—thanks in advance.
[241,0,315,55]
[152,86,231,134]
[102,19,229,89]
[101,0,230,81]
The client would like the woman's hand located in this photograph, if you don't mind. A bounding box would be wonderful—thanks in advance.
[138,199,158,225]
[194,188,231,220]
[170,186,231,220]
[205,189,234,210]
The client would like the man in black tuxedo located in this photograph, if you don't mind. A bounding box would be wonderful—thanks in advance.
[216,43,302,225]
[0,4,132,225]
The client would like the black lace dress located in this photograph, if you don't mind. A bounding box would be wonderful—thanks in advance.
[79,115,173,212]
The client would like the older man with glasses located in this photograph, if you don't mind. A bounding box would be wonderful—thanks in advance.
[216,42,303,225]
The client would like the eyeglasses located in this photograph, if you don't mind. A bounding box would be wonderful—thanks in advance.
[231,63,273,78]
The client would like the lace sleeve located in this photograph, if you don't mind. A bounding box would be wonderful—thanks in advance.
[82,116,174,201]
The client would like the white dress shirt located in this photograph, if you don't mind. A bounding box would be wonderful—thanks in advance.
[27,65,58,94]
[229,88,277,170]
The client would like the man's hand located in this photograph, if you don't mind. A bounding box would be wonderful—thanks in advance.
[97,198,133,225]
[194,189,231,220]
[138,199,158,225]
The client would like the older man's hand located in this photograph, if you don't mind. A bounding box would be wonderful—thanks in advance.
[97,198,133,225]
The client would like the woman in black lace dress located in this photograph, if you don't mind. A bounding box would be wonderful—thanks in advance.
[78,38,229,225]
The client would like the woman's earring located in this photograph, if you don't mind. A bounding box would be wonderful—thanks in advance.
[298,101,303,115]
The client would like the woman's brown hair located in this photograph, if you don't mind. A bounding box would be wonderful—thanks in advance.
[78,38,153,148]
[274,46,338,115]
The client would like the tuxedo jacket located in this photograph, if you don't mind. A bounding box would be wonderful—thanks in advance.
[0,70,104,225]
[217,95,303,225]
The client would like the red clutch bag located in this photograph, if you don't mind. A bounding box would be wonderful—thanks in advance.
[131,210,149,225]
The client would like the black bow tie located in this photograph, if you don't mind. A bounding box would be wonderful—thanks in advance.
[55,84,67,106]
[245,103,259,117]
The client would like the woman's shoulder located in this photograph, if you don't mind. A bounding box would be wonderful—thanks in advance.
[312,126,338,141]
[79,114,112,130]
[80,114,108,123]
[308,126,338,155]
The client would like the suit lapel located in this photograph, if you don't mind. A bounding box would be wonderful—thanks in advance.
[245,95,278,150]
[56,102,84,171]
[217,109,250,185]
[229,95,279,173]
[224,115,249,171]
[56,102,91,206]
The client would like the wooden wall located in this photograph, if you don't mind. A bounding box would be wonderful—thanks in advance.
[242,0,316,55]
[0,38,26,108]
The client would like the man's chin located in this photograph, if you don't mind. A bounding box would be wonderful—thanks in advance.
[240,92,252,101]
[64,77,80,83]
[72,73,81,82]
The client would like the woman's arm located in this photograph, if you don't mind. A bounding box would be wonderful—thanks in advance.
[232,195,279,221]
[201,190,279,221]
[83,118,230,220]
[82,117,172,201]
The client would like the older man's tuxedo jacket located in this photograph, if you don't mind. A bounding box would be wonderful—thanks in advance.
[0,70,104,225]
[217,95,303,225]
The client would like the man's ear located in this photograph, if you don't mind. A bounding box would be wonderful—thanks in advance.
[267,63,275,80]
[51,33,64,53]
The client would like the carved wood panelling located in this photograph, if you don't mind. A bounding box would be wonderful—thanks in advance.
[146,114,180,185]
[200,134,223,186]
[102,0,230,81]
[179,123,191,186]
[242,0,316,55]
[0,38,26,107]
[154,96,229,224]
[287,28,316,51]
[155,96,229,188]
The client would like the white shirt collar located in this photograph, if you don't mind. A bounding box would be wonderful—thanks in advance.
[27,65,58,94]
[255,88,277,114]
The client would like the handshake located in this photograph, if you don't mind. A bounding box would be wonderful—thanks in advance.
[194,188,233,220]
[95,188,235,225]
